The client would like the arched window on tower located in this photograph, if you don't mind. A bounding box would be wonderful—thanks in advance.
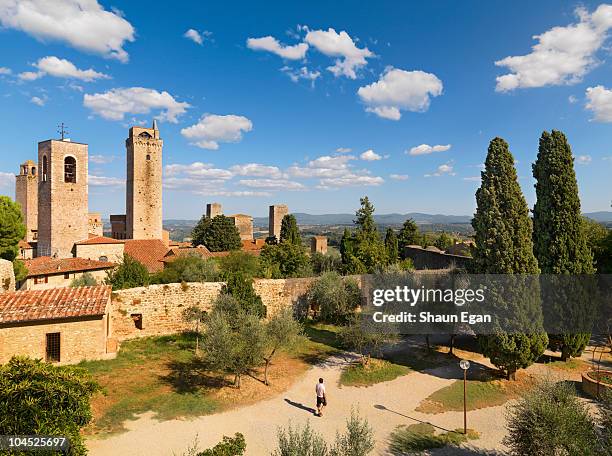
[31,167,36,176]
[64,156,76,183]
[42,156,48,182]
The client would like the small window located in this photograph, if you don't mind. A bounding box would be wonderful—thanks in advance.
[42,155,48,182]
[64,156,76,183]
[46,333,60,363]
[63,273,70,280]
[34,276,48,284]
[31,167,36,175]
[146,154,151,161]
[99,256,108,262]
[131,314,143,330]
[138,131,152,139]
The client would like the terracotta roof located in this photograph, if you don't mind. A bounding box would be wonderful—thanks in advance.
[23,257,116,277]
[0,285,111,324]
[241,239,265,251]
[162,246,211,263]
[76,235,124,245]
[18,240,33,249]
[124,239,169,273]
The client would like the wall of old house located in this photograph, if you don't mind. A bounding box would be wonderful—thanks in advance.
[21,269,111,291]
[75,243,125,263]
[0,259,15,292]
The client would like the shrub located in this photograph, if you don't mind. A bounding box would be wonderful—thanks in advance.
[0,356,100,456]
[273,421,328,456]
[106,254,150,290]
[71,272,98,287]
[154,254,219,284]
[222,272,266,318]
[308,272,361,324]
[198,433,246,456]
[311,251,343,274]
[340,317,388,364]
[192,215,242,252]
[330,409,375,456]
[260,242,311,278]
[219,251,260,278]
[503,379,600,455]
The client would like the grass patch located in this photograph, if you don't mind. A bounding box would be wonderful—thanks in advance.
[388,422,479,454]
[416,377,527,414]
[385,347,451,372]
[544,358,587,372]
[340,359,410,387]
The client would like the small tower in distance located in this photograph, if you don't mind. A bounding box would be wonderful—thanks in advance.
[126,120,163,240]
[269,204,288,240]
[15,160,38,242]
[206,203,222,219]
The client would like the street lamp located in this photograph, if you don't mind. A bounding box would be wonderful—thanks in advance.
[459,359,470,435]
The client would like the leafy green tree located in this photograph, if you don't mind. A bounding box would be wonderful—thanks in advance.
[472,137,547,379]
[340,317,389,365]
[222,272,266,318]
[311,251,343,274]
[340,228,366,274]
[308,272,361,324]
[280,214,301,246]
[397,218,420,249]
[582,217,612,273]
[503,379,600,456]
[385,228,399,263]
[219,251,261,278]
[106,254,150,290]
[532,130,595,360]
[262,308,302,385]
[154,254,219,284]
[0,356,100,456]
[340,227,354,264]
[260,242,310,278]
[434,232,454,251]
[71,272,98,287]
[352,197,387,272]
[596,230,612,274]
[0,196,27,281]
[198,433,246,456]
[192,215,242,252]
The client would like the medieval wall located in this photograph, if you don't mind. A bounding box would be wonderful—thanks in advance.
[0,259,15,292]
[403,246,471,270]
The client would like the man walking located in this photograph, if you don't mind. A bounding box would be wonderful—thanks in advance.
[315,377,326,417]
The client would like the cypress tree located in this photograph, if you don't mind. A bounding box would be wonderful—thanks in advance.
[384,228,399,263]
[397,218,420,250]
[279,214,301,246]
[532,130,595,360]
[472,137,547,379]
[353,197,387,272]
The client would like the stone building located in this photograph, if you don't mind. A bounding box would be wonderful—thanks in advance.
[0,258,15,292]
[15,160,38,242]
[110,214,127,240]
[88,213,104,237]
[75,236,125,263]
[19,257,115,291]
[311,236,328,254]
[126,122,163,240]
[269,204,288,240]
[229,214,254,241]
[206,202,222,219]
[0,285,116,365]
[37,139,89,259]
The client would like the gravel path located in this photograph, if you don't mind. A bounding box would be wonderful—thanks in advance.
[87,354,512,456]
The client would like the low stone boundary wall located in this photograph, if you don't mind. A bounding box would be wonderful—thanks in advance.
[581,370,612,399]
[403,246,471,270]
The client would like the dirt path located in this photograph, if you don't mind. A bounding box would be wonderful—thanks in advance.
[87,354,512,456]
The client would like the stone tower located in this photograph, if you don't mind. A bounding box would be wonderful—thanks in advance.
[15,160,38,242]
[126,121,163,240]
[269,204,288,240]
[37,139,89,258]
[206,202,222,219]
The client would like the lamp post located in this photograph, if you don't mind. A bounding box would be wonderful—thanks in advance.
[459,359,470,435]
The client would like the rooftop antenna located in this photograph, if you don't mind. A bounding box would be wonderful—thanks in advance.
[57,122,69,140]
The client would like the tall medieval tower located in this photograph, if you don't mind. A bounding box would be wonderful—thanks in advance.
[15,160,38,242]
[37,139,89,258]
[126,121,163,240]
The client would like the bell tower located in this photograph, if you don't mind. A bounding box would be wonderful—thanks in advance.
[15,160,38,242]
[126,120,163,240]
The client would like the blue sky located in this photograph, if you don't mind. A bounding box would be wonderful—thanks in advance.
[0,0,611,219]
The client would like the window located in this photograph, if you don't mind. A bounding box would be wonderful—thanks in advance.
[63,273,70,280]
[131,314,143,330]
[34,276,48,284]
[146,154,151,161]
[31,167,36,175]
[64,156,76,183]
[99,256,108,262]
[46,333,60,363]
[42,155,48,182]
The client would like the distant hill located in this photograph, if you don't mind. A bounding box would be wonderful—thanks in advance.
[252,212,473,226]
[583,211,612,223]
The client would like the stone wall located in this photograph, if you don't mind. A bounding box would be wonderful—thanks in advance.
[404,246,471,270]
[76,242,125,263]
[21,268,110,291]
[0,259,15,292]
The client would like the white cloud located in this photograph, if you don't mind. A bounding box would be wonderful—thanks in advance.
[239,179,305,190]
[568,95,578,104]
[357,67,443,120]
[308,154,355,169]
[30,95,46,106]
[424,161,456,177]
[575,154,592,165]
[408,143,451,156]
[360,149,382,161]
[336,147,352,153]
[462,176,481,182]
[0,171,15,187]
[88,175,124,186]
[83,87,190,123]
[318,174,384,189]
[0,0,135,62]
[390,174,409,181]
[181,114,253,150]
[90,154,114,164]
[495,4,612,92]
[21,56,110,82]
[305,28,373,79]
[0,67,11,75]
[229,163,284,179]
[281,66,321,86]
[585,85,612,122]
[247,36,308,60]
[164,162,233,180]
[184,29,202,45]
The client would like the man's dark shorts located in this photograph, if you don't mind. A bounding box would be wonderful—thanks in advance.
[317,396,325,407]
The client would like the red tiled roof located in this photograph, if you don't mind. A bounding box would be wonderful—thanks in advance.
[0,285,111,324]
[124,239,169,273]
[76,235,124,245]
[18,240,33,249]
[23,257,116,277]
[241,239,265,251]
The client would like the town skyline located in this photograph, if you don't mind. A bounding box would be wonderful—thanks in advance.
[1,1,611,218]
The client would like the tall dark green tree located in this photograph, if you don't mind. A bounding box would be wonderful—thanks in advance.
[279,214,301,246]
[353,196,387,272]
[397,218,420,250]
[472,137,547,379]
[384,228,399,263]
[0,196,27,281]
[192,215,242,252]
[532,130,595,360]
